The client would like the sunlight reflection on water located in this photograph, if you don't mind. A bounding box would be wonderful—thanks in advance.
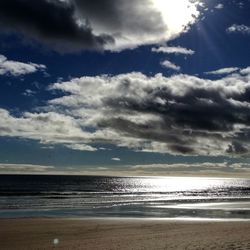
[116,176,239,193]
[0,175,249,219]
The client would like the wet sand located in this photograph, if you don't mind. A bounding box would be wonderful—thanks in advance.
[1,218,250,250]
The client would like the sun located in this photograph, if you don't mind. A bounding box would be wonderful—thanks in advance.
[152,0,201,36]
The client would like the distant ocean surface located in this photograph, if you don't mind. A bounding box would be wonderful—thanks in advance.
[0,175,250,220]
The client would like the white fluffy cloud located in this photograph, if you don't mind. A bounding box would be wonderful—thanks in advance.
[205,67,239,75]
[241,67,250,75]
[65,144,97,152]
[215,3,224,9]
[227,24,250,35]
[0,109,95,150]
[111,158,121,161]
[0,55,46,77]
[152,46,195,55]
[160,60,181,71]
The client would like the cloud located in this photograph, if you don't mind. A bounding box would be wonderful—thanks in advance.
[130,162,250,175]
[111,158,121,161]
[227,24,250,35]
[0,163,54,172]
[205,67,239,75]
[240,67,250,75]
[215,3,224,9]
[132,162,227,170]
[65,162,250,177]
[22,89,36,97]
[152,46,195,55]
[1,162,249,176]
[65,143,97,151]
[131,162,246,171]
[0,54,46,76]
[0,0,201,52]
[0,0,114,52]
[0,109,94,149]
[160,60,181,71]
[2,68,250,157]
[46,70,250,156]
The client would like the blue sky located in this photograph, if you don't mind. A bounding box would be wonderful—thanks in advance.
[1,0,250,176]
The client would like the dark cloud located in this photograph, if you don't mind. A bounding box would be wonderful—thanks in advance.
[103,79,250,135]
[226,141,248,154]
[103,90,250,155]
[74,0,165,34]
[0,0,114,51]
[74,0,123,29]
[0,0,200,52]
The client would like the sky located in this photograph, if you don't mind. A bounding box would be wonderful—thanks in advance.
[1,0,250,176]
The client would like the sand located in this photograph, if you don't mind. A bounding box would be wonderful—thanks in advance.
[1,218,250,250]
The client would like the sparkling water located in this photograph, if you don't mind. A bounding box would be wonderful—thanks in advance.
[0,175,250,220]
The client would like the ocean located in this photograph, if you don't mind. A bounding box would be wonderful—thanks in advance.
[0,175,250,220]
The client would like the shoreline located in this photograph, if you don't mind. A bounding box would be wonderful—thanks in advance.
[2,216,250,222]
[1,218,250,249]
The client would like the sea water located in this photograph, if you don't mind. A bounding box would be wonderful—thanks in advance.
[0,175,250,220]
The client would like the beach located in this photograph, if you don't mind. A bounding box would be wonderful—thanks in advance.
[1,219,250,250]
[1,176,250,249]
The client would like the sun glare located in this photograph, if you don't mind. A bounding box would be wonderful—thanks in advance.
[153,0,200,36]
